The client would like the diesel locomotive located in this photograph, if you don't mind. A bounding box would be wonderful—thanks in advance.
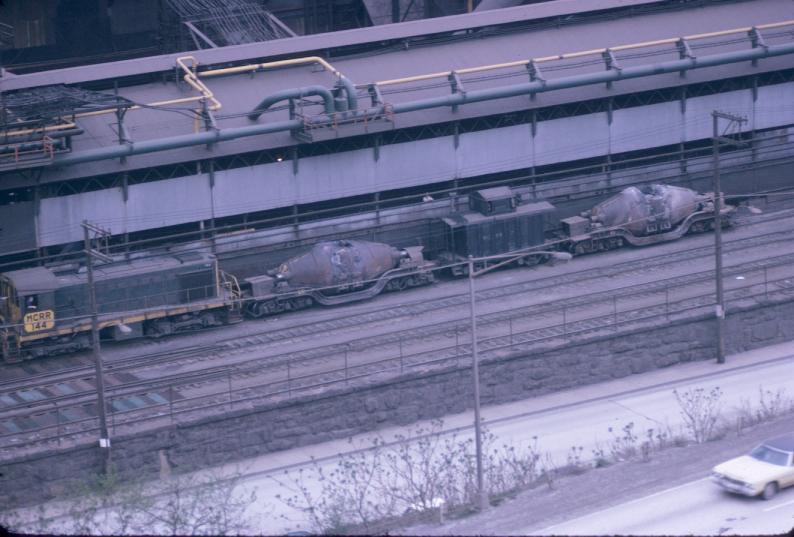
[0,252,241,360]
[0,183,734,362]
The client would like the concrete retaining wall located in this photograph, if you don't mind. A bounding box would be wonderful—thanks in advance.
[3,296,794,508]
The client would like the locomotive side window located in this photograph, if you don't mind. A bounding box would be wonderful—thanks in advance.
[25,295,39,312]
[0,279,8,304]
[0,279,9,322]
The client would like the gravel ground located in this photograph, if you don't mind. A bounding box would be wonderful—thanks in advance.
[397,414,794,536]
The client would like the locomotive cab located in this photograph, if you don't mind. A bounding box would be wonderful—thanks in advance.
[1,268,59,333]
[0,275,18,326]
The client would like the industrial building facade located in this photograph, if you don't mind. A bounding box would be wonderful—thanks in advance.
[1,0,794,266]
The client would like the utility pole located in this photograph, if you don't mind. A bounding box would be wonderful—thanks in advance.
[83,221,113,474]
[711,110,747,365]
[464,249,569,511]
[467,256,488,512]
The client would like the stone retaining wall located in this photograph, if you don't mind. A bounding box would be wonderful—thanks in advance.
[2,296,794,508]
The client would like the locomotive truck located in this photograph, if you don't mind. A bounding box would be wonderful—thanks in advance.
[0,183,734,362]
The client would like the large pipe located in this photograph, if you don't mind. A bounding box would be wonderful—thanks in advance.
[0,139,67,154]
[54,119,303,167]
[50,41,794,169]
[248,86,336,121]
[391,43,794,113]
[337,76,358,111]
[1,128,84,144]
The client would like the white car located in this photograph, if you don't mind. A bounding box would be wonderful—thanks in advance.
[711,433,794,500]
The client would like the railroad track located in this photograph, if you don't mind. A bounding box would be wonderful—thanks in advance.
[3,232,794,422]
[2,211,793,390]
[3,209,794,434]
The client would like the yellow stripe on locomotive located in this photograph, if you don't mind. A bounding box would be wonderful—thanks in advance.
[23,310,56,333]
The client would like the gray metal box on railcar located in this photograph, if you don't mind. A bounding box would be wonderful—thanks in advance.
[468,186,518,216]
[441,201,555,258]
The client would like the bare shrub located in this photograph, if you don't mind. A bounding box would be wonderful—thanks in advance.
[563,446,587,475]
[673,386,723,443]
[381,422,472,511]
[734,387,791,435]
[272,420,556,533]
[756,387,791,421]
[484,434,550,497]
[0,501,54,535]
[135,469,258,535]
[591,442,611,468]
[0,468,258,536]
[606,422,639,460]
[273,437,392,534]
[272,422,467,533]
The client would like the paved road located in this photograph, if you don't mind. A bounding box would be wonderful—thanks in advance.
[533,477,794,535]
[223,341,794,534]
[7,344,794,535]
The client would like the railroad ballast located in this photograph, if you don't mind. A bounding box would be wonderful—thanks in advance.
[0,184,734,362]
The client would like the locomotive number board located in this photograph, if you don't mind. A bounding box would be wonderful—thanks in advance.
[24,310,55,333]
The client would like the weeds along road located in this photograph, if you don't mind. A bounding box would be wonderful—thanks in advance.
[192,343,794,534]
[4,210,794,451]
[7,342,794,535]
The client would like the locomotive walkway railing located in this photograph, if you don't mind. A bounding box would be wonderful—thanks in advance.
[3,253,794,455]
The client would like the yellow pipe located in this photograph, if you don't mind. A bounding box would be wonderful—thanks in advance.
[20,18,793,133]
[376,70,454,86]
[457,59,529,75]
[373,19,794,87]
[176,55,222,111]
[74,96,207,120]
[3,121,78,138]
[70,57,222,122]
[199,55,343,79]
[755,20,794,30]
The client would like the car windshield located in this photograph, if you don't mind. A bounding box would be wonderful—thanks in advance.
[750,444,790,466]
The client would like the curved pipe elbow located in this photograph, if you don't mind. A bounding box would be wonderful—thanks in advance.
[248,86,335,121]
[337,76,358,111]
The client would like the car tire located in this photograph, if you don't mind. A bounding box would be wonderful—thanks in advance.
[761,482,779,500]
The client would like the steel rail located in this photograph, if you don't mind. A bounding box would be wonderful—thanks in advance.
[3,267,792,453]
[3,207,794,392]
[4,234,794,418]
[3,209,794,391]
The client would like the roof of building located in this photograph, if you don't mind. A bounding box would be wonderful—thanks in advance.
[3,0,793,187]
